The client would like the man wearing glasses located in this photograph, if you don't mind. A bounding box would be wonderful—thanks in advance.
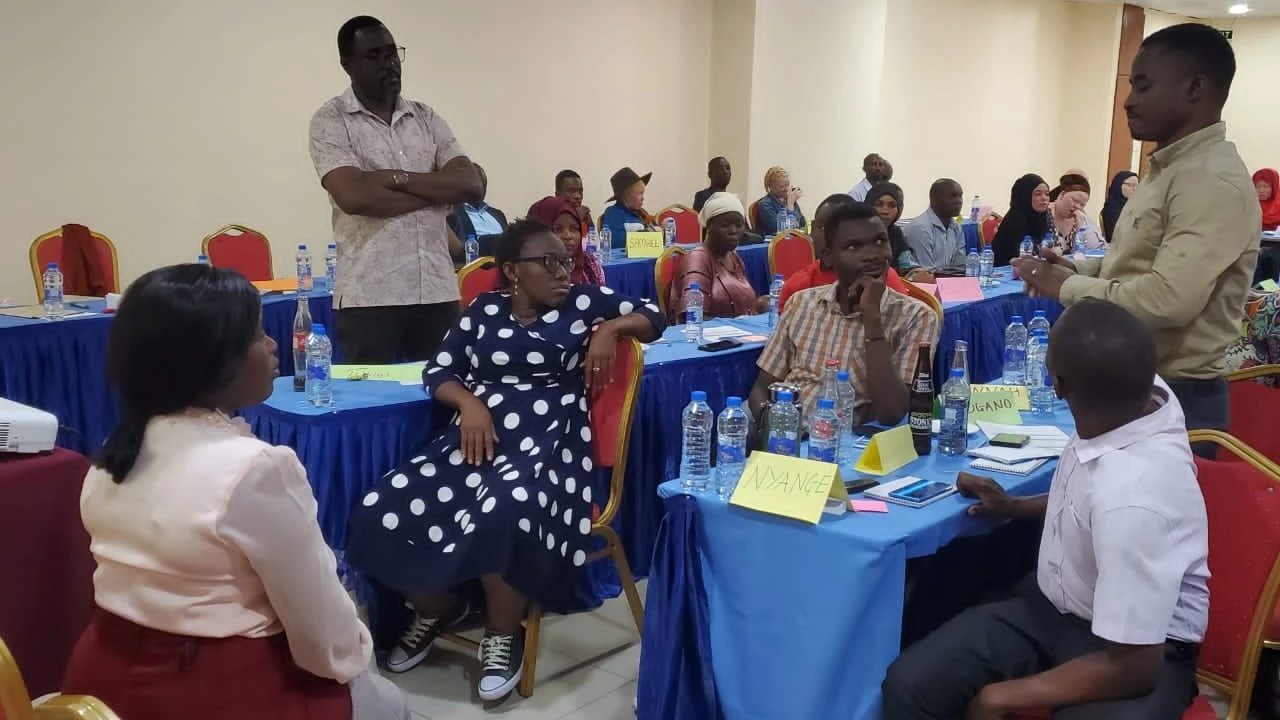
[310,15,483,363]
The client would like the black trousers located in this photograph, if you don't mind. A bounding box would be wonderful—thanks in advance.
[1167,377,1229,460]
[882,580,1198,720]
[334,302,460,364]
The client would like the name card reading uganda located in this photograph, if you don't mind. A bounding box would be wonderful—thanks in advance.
[730,452,847,525]
[626,231,665,258]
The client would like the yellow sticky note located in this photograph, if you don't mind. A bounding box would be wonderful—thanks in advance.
[1260,279,1279,293]
[972,384,1029,411]
[625,231,665,258]
[729,452,849,524]
[853,425,919,476]
[330,362,427,382]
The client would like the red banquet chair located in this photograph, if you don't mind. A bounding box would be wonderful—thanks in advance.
[201,225,274,282]
[1012,430,1280,720]
[980,213,1003,249]
[28,226,120,301]
[456,256,500,308]
[746,199,762,230]
[768,229,814,282]
[443,335,646,698]
[1224,364,1280,467]
[656,204,701,245]
[654,245,689,321]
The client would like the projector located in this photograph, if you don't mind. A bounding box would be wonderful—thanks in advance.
[0,397,58,453]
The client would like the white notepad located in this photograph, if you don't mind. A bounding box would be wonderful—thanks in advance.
[969,457,1049,476]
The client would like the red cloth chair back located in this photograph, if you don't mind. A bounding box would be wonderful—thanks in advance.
[1225,366,1280,466]
[457,257,500,308]
[768,230,815,281]
[588,336,644,527]
[202,225,274,282]
[746,200,762,230]
[656,205,701,245]
[654,246,688,320]
[980,214,1003,249]
[28,226,119,301]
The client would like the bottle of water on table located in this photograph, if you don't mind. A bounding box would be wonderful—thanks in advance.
[1028,309,1051,338]
[979,247,995,286]
[939,368,971,456]
[768,274,784,328]
[965,251,979,277]
[1002,315,1028,385]
[835,370,857,466]
[599,227,613,263]
[1041,232,1056,255]
[970,195,982,223]
[464,233,480,264]
[584,228,599,264]
[663,217,676,247]
[1028,329,1054,414]
[680,391,713,492]
[295,244,312,293]
[197,254,210,266]
[776,210,791,236]
[716,396,749,497]
[306,323,333,408]
[1073,227,1086,256]
[807,398,841,464]
[1019,235,1035,258]
[325,243,337,292]
[42,263,63,319]
[684,282,704,343]
[766,390,801,457]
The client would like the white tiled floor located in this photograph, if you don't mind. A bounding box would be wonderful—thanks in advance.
[388,580,645,720]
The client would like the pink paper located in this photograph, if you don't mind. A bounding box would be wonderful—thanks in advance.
[913,282,938,298]
[850,499,889,513]
[935,277,984,303]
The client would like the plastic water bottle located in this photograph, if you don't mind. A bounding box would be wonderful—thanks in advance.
[295,244,312,293]
[663,217,677,247]
[292,296,312,392]
[1073,227,1086,256]
[1028,329,1055,414]
[325,243,337,293]
[835,370,857,466]
[464,233,480,264]
[684,283,704,343]
[599,226,613,263]
[766,390,801,457]
[584,228,600,263]
[1002,315,1028,385]
[196,254,210,265]
[42,263,64,318]
[807,398,841,464]
[938,368,971,456]
[680,391,713,492]
[969,195,982,223]
[305,323,333,408]
[1028,309,1051,338]
[716,397,749,497]
[1019,235,1035,258]
[952,339,970,384]
[1041,232,1056,255]
[819,359,840,404]
[776,210,791,235]
[965,251,979,277]
[768,274,784,328]
[979,247,995,286]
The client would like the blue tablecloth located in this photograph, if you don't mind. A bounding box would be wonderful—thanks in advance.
[0,293,334,453]
[601,244,771,301]
[935,271,1063,384]
[637,408,1075,720]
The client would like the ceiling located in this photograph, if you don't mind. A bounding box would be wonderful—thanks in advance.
[1073,0,1280,16]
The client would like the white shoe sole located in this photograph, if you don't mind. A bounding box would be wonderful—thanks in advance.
[384,642,432,674]
[477,661,524,702]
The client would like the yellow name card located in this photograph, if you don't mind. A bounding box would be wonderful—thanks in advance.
[967,387,1024,425]
[626,231,665,258]
[730,452,849,524]
[971,384,1029,410]
[853,425,918,476]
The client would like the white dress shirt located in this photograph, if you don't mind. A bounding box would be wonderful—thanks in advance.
[1037,376,1210,645]
[848,178,872,202]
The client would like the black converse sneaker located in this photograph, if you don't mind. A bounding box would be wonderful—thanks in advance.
[476,629,525,701]
[385,602,468,674]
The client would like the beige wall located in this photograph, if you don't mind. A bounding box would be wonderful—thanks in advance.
[1214,17,1280,175]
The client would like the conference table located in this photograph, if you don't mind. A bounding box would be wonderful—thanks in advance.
[635,408,1074,720]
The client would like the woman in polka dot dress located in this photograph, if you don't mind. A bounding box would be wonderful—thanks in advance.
[345,221,664,700]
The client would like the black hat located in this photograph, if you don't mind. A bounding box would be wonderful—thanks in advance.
[608,167,652,202]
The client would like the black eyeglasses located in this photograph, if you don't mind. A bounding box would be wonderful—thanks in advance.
[513,254,575,274]
[363,46,406,65]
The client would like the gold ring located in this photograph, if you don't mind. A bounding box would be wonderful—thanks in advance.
[1032,267,1039,276]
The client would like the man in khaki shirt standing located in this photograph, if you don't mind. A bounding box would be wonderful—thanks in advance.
[309,16,482,363]
[1018,23,1259,438]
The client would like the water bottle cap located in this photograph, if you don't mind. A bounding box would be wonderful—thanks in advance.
[1010,315,1024,323]
[777,390,794,402]
[311,323,326,335]
[197,255,208,261]
[950,368,965,378]
[726,396,742,407]
[691,390,707,402]
[297,244,306,250]
[47,262,58,270]
[689,282,701,290]
[328,243,336,249]
[817,398,835,409]
[837,370,850,381]
[467,234,477,240]
[1023,235,1032,241]
[774,274,783,280]
[1033,310,1047,318]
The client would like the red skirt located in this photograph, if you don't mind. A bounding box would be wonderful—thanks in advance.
[62,610,352,720]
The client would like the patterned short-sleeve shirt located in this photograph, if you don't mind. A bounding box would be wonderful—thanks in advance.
[309,88,465,308]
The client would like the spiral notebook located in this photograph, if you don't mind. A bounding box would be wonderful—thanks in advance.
[969,457,1049,476]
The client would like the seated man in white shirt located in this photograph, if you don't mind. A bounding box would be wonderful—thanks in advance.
[882,298,1209,720]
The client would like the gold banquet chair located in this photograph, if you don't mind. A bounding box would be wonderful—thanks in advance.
[0,637,121,720]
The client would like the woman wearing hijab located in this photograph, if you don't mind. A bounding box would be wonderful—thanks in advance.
[526,196,605,286]
[1255,168,1280,232]
[1101,171,1139,241]
[670,192,767,321]
[866,183,933,284]
[991,174,1052,266]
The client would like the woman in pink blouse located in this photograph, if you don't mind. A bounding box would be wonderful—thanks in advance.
[669,192,768,322]
[61,265,407,720]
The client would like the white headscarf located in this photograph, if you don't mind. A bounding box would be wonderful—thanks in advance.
[699,192,746,227]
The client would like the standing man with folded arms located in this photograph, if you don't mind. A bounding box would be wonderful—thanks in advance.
[1016,23,1259,437]
[310,15,482,363]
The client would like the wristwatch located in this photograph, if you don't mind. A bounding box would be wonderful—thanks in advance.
[392,170,409,186]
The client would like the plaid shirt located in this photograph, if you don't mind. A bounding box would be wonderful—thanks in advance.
[758,283,939,421]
